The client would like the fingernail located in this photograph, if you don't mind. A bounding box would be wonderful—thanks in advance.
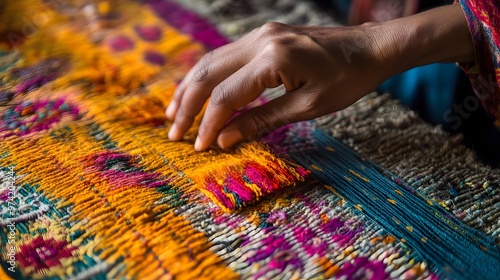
[194,136,203,151]
[166,102,176,119]
[168,123,178,140]
[218,128,243,149]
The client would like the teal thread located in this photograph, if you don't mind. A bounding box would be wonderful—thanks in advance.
[289,129,500,280]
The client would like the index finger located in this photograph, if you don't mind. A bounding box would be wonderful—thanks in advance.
[195,59,281,151]
[167,43,251,141]
[166,30,259,121]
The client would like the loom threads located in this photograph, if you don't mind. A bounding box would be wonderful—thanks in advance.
[2,0,500,279]
[288,127,500,280]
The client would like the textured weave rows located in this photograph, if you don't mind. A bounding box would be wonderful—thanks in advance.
[1,0,500,279]
[0,0,306,213]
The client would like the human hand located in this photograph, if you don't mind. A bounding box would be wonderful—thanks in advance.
[166,22,388,151]
[166,4,473,151]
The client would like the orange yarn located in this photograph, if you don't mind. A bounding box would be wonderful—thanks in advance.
[0,1,306,278]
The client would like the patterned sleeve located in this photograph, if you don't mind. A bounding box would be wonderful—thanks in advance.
[457,0,500,126]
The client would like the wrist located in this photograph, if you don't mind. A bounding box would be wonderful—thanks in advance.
[365,4,474,80]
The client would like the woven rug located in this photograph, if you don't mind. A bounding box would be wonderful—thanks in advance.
[1,0,500,279]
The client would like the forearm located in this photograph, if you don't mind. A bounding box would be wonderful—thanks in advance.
[367,3,474,80]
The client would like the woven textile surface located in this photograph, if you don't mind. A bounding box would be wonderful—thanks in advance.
[1,0,500,279]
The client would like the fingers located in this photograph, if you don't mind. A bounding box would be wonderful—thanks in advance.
[194,60,282,151]
[165,30,260,122]
[166,43,250,140]
[217,89,313,149]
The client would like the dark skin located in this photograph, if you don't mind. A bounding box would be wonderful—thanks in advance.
[166,4,474,151]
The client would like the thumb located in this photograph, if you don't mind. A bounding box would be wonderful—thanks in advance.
[217,88,314,149]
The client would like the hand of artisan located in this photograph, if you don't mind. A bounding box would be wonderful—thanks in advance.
[166,4,474,151]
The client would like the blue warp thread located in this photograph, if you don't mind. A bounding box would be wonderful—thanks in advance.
[288,128,500,280]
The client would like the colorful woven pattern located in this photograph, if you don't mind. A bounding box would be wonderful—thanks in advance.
[457,0,500,123]
[1,0,500,279]
[0,0,306,213]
